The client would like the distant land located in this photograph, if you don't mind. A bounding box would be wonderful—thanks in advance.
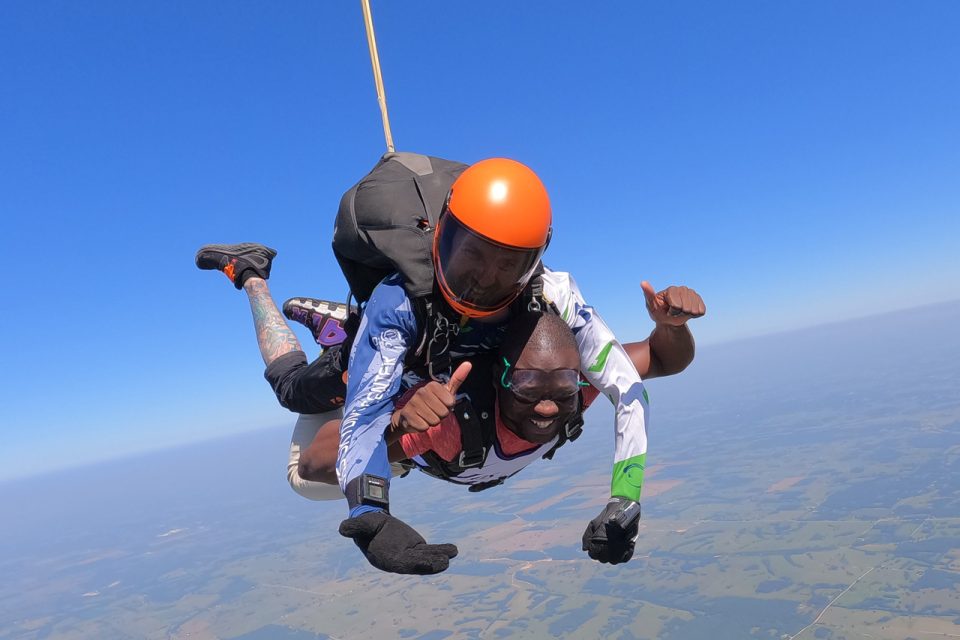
[2,300,959,639]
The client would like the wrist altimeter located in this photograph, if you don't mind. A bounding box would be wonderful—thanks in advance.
[607,498,641,530]
[348,474,390,512]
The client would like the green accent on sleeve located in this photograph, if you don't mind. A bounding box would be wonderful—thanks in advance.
[611,454,646,502]
[587,341,614,373]
[642,388,649,404]
[561,302,571,322]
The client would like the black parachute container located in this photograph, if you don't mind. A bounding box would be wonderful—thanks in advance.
[332,152,467,304]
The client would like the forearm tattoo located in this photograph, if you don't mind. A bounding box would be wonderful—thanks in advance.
[245,279,302,365]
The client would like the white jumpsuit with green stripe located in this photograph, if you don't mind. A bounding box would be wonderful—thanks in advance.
[541,269,650,502]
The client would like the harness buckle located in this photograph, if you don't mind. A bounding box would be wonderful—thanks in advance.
[565,415,584,442]
[426,312,460,381]
[458,447,486,469]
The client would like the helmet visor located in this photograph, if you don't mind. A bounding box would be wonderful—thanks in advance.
[435,212,544,314]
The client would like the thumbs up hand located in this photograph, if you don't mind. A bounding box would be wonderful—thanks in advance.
[390,362,472,434]
[641,281,706,327]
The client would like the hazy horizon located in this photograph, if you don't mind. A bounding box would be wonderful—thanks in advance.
[3,287,958,639]
[3,0,959,490]
[3,297,956,486]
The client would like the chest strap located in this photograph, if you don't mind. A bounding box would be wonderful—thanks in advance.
[541,393,586,461]
[455,396,487,469]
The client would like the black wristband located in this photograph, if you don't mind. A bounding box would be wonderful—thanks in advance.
[346,474,390,512]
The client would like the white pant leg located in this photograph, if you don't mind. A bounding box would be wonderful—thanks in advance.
[287,410,409,502]
[287,410,345,501]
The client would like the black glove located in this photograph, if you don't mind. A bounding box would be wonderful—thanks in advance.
[339,511,459,575]
[581,498,641,565]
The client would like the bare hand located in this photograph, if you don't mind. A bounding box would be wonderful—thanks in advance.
[641,281,706,327]
[391,362,472,433]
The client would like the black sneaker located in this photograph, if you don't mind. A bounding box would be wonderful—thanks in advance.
[195,243,277,289]
[283,297,355,346]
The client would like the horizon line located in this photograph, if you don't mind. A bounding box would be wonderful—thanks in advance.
[695,295,960,348]
[2,296,958,486]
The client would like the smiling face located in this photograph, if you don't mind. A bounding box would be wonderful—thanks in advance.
[435,215,542,316]
[495,315,582,444]
[445,233,526,304]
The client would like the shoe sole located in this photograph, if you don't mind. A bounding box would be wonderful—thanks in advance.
[195,243,277,270]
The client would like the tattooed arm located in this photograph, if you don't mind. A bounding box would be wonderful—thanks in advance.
[243,277,302,366]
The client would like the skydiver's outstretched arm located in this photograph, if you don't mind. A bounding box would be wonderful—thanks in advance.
[621,283,706,380]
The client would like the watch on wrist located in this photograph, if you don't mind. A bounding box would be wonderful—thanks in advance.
[357,473,389,511]
[608,498,641,529]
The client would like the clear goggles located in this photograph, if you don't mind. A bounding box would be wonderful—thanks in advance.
[499,357,589,404]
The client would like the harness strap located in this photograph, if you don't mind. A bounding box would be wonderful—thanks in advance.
[468,478,505,492]
[455,397,486,469]
[409,297,430,360]
[414,453,452,480]
[426,311,457,381]
[406,296,458,381]
[542,392,585,461]
[527,272,544,312]
[468,466,525,492]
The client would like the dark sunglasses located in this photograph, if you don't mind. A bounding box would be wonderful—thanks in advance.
[499,357,589,404]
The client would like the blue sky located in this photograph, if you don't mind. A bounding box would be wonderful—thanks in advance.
[2,1,958,481]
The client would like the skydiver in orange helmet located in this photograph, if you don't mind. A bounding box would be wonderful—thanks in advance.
[196,157,706,575]
[431,158,553,318]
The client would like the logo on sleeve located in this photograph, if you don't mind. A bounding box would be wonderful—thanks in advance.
[373,328,404,352]
[622,462,645,489]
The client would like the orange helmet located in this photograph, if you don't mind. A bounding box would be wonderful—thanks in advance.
[433,158,552,318]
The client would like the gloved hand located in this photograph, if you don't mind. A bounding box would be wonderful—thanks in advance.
[581,498,641,565]
[339,511,459,575]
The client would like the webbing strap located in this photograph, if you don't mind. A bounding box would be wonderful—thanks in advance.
[528,274,544,312]
[455,397,486,469]
[542,394,585,461]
